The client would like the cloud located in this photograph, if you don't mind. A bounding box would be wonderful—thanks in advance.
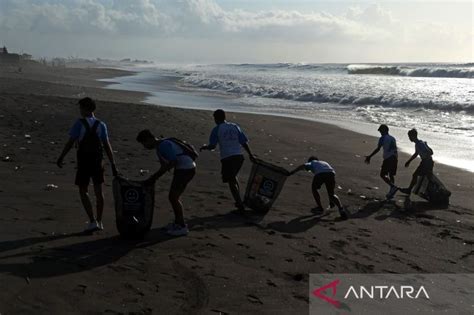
[0,0,469,62]
[0,0,165,34]
[0,0,401,41]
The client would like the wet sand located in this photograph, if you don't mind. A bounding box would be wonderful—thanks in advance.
[0,64,473,314]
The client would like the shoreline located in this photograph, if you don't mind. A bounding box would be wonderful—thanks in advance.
[100,68,474,173]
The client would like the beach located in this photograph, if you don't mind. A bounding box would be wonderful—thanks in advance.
[0,64,473,314]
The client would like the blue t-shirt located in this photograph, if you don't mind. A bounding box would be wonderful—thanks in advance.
[209,121,249,160]
[378,134,397,160]
[304,160,335,175]
[69,117,108,142]
[156,139,196,170]
[415,139,433,160]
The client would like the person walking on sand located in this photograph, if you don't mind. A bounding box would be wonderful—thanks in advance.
[136,130,197,236]
[290,156,348,220]
[365,124,398,199]
[57,97,118,232]
[399,128,434,195]
[200,109,255,212]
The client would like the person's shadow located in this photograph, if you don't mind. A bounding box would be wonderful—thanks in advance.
[265,212,332,234]
[352,197,450,221]
[0,229,175,279]
[186,209,267,231]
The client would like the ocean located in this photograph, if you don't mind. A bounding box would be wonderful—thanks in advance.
[100,62,474,172]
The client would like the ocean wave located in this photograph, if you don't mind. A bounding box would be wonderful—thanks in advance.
[229,63,346,72]
[347,64,474,78]
[182,75,474,113]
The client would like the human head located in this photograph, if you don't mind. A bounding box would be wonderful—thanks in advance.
[136,129,157,149]
[307,155,319,162]
[408,128,418,142]
[213,109,226,124]
[78,97,96,117]
[378,124,389,135]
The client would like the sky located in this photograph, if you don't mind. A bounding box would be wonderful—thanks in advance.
[0,0,472,63]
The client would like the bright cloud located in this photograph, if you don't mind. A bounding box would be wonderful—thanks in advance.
[0,0,470,62]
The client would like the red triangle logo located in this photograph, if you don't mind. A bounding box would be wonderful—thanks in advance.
[312,279,341,308]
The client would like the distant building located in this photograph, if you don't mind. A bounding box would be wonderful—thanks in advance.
[0,46,20,64]
[21,53,32,61]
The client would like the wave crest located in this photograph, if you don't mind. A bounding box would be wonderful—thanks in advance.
[182,75,474,113]
[347,64,474,78]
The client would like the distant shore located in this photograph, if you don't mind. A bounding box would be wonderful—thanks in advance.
[0,64,472,314]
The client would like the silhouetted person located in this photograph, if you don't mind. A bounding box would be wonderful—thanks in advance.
[137,130,196,236]
[200,109,255,211]
[57,97,117,232]
[400,128,434,195]
[290,156,348,220]
[365,124,398,199]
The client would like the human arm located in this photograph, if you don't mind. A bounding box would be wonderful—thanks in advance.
[56,137,75,168]
[289,164,307,175]
[147,160,176,183]
[242,142,256,162]
[200,126,218,151]
[405,151,418,167]
[102,139,118,176]
[365,145,381,164]
[146,140,177,183]
[237,125,255,161]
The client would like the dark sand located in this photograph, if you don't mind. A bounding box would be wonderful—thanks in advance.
[0,64,473,314]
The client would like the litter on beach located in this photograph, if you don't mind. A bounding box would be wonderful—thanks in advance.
[45,184,59,190]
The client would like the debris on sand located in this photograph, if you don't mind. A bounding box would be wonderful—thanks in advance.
[45,184,59,191]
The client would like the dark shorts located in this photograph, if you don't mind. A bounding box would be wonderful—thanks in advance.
[381,155,398,177]
[75,159,104,186]
[221,155,244,183]
[414,159,434,177]
[312,172,336,190]
[171,168,196,193]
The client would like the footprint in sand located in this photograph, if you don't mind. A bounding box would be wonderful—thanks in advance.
[237,243,250,249]
[210,310,229,315]
[408,262,424,272]
[219,233,231,240]
[292,294,309,303]
[247,294,263,305]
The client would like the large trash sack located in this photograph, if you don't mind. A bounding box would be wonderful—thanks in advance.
[413,174,451,205]
[244,159,290,214]
[113,176,155,239]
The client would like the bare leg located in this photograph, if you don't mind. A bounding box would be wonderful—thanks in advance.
[407,174,418,191]
[93,183,104,222]
[169,191,185,227]
[380,173,394,186]
[79,185,95,222]
[228,178,244,207]
[326,183,343,210]
[390,174,395,185]
[312,188,324,209]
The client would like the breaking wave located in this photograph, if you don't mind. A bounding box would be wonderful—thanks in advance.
[347,64,474,78]
[182,75,474,113]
